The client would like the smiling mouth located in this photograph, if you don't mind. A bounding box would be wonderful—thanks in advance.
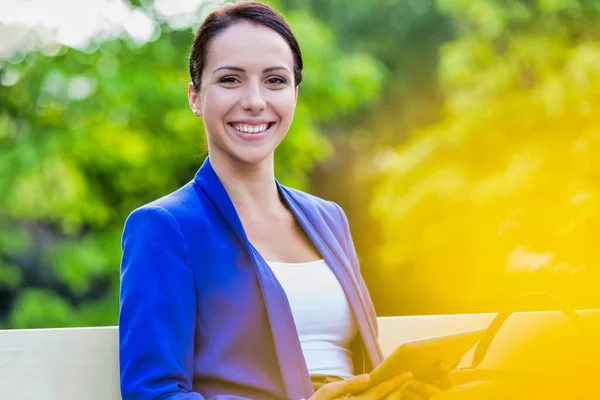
[229,122,274,134]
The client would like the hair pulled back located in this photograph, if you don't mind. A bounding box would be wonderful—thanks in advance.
[189,1,303,91]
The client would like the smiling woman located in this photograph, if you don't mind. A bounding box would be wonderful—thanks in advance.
[188,20,298,167]
[118,2,438,400]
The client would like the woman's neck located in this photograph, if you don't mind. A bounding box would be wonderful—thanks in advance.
[208,151,282,217]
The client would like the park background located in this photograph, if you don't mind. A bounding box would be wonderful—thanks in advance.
[1,0,599,329]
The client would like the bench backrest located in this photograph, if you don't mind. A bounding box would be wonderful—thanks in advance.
[2,311,596,400]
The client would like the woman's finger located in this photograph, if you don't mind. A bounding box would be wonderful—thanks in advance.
[357,372,413,400]
[434,361,453,390]
[399,390,424,400]
[406,381,442,397]
[380,381,412,400]
[317,374,371,399]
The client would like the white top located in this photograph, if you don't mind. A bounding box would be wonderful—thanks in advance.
[266,259,357,378]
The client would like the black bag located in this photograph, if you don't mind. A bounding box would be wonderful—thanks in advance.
[431,293,600,399]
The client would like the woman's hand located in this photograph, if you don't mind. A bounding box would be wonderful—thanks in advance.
[309,372,414,400]
[399,381,443,400]
[399,361,451,399]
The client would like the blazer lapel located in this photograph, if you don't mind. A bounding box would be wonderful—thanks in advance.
[193,158,247,245]
[194,158,313,399]
[278,185,382,369]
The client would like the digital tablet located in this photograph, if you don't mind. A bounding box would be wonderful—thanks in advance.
[368,329,486,387]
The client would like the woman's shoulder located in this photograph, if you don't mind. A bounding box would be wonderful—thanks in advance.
[125,180,208,227]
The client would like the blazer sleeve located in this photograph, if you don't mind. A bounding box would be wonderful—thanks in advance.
[119,206,248,400]
[331,202,379,337]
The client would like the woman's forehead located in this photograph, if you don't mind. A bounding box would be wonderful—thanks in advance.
[206,22,294,70]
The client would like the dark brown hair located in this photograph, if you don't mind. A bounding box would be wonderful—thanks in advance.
[189,1,303,91]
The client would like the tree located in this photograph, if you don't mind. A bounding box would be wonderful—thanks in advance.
[369,0,600,314]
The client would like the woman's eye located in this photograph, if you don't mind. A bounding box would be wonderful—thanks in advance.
[219,76,240,85]
[266,76,287,86]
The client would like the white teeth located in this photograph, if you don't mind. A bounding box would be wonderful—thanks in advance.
[232,123,269,133]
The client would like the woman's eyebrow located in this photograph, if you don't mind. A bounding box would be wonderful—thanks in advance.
[263,66,289,73]
[213,66,290,73]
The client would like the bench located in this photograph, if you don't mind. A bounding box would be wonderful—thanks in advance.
[2,311,596,399]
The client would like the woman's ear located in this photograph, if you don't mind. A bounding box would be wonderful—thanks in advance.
[188,82,202,117]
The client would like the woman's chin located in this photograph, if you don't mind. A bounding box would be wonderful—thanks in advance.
[226,146,276,166]
[228,136,283,166]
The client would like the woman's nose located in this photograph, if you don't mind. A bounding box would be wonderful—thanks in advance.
[240,83,266,112]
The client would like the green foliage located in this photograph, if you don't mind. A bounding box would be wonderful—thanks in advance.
[286,0,449,69]
[370,0,600,314]
[10,289,81,329]
[5,0,598,323]
[0,261,22,290]
[0,5,384,328]
[285,0,452,148]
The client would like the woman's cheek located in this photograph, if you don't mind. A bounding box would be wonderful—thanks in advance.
[272,90,297,112]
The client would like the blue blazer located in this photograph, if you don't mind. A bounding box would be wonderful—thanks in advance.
[119,158,384,400]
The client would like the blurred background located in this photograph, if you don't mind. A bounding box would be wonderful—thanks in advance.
[1,0,599,329]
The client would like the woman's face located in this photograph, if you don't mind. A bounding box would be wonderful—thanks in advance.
[189,22,298,167]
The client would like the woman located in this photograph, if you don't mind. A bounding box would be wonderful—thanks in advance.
[119,2,440,399]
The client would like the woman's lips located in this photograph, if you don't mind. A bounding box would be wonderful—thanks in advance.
[228,122,275,141]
